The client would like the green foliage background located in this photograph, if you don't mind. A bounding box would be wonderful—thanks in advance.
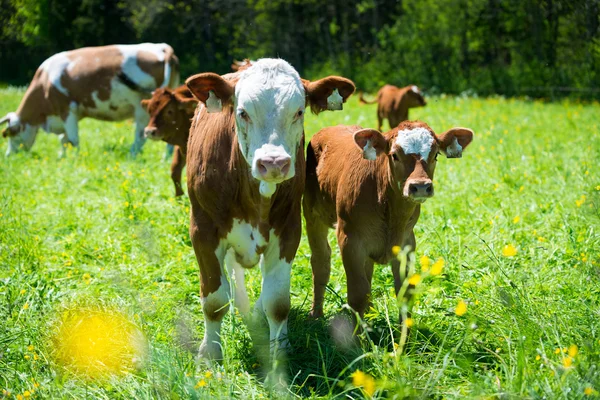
[0,0,599,97]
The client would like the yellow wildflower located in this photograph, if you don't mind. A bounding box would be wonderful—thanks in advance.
[23,303,29,310]
[33,354,39,361]
[204,370,213,379]
[20,289,26,295]
[23,391,30,398]
[568,344,578,358]
[501,244,517,257]
[576,195,586,207]
[391,246,400,256]
[128,215,134,220]
[455,300,467,316]
[408,274,421,286]
[585,387,595,396]
[24,355,30,360]
[17,394,23,400]
[194,379,207,388]
[430,258,444,275]
[405,318,414,328]
[563,357,573,368]
[351,370,376,397]
[513,215,520,224]
[27,345,34,351]
[535,355,541,361]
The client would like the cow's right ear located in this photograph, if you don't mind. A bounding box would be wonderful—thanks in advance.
[140,99,150,111]
[186,73,234,113]
[353,129,388,160]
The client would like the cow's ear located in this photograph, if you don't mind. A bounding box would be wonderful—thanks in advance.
[353,128,388,160]
[140,99,150,111]
[437,127,473,158]
[186,73,234,113]
[177,97,198,114]
[303,76,355,114]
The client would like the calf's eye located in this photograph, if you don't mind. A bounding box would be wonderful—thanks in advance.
[239,110,249,121]
[296,110,304,118]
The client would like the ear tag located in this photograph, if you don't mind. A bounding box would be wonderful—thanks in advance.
[327,88,343,110]
[206,90,222,113]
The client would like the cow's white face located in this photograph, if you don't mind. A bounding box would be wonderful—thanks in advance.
[234,60,305,195]
[2,113,39,155]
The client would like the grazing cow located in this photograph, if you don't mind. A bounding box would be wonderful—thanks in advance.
[141,85,197,196]
[0,43,179,156]
[359,85,426,131]
[185,58,355,361]
[303,121,473,323]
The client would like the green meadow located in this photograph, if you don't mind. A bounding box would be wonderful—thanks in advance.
[1,87,599,399]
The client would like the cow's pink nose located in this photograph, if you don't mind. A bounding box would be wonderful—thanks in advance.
[257,155,291,179]
[408,181,433,198]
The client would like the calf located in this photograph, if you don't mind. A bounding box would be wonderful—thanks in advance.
[303,121,473,323]
[184,59,355,361]
[141,85,197,196]
[359,85,426,131]
[0,43,179,156]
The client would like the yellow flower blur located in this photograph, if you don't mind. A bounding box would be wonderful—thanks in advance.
[420,255,431,272]
[52,307,146,379]
[408,274,421,286]
[430,258,444,275]
[455,300,467,316]
[351,370,376,397]
[502,244,517,257]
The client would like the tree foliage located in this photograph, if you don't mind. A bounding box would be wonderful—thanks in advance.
[0,0,598,97]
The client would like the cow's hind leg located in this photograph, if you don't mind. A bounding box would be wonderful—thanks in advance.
[130,106,149,155]
[60,108,79,157]
[305,217,331,318]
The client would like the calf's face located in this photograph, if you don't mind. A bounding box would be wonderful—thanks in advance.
[354,121,473,203]
[405,85,427,108]
[141,88,197,144]
[186,58,355,196]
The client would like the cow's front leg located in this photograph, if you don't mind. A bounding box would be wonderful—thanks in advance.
[256,239,292,357]
[60,109,79,157]
[131,106,149,155]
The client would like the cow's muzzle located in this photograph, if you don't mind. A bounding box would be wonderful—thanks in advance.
[144,127,162,140]
[255,154,292,182]
[405,180,434,202]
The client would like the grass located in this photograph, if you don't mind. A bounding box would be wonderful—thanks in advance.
[0,87,599,399]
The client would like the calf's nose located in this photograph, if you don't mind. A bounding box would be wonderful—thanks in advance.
[408,181,433,199]
[257,155,292,180]
[144,127,158,139]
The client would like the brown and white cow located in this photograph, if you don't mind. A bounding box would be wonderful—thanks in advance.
[359,85,426,131]
[0,43,179,156]
[303,121,473,323]
[141,85,197,196]
[184,58,355,361]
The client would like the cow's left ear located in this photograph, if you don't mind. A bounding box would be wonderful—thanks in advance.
[140,99,150,111]
[437,127,474,158]
[303,77,355,114]
[186,73,234,113]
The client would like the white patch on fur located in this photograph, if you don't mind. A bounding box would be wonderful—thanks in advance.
[411,85,420,93]
[362,139,377,160]
[224,249,250,315]
[5,112,19,129]
[444,137,463,158]
[206,90,222,113]
[40,51,71,96]
[395,127,434,160]
[260,181,277,197]
[327,88,343,110]
[117,43,169,90]
[235,58,305,183]
[225,219,268,268]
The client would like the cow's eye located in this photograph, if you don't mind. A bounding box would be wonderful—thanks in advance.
[239,110,250,121]
[296,110,304,118]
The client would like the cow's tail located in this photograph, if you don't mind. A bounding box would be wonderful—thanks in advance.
[358,91,378,105]
[162,46,180,88]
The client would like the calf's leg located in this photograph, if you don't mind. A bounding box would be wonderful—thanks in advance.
[305,217,331,318]
[338,229,371,317]
[170,146,186,196]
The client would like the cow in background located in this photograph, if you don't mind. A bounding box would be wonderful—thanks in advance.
[303,121,473,326]
[185,58,355,363]
[359,85,426,131]
[141,86,197,196]
[0,43,179,156]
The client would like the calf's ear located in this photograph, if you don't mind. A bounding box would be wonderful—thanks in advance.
[140,99,150,111]
[353,128,388,160]
[303,76,355,114]
[186,73,234,113]
[437,127,473,158]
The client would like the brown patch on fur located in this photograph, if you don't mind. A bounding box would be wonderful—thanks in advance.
[136,50,165,88]
[269,298,291,322]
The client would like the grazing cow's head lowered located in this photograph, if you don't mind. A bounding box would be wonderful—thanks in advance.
[1,113,39,152]
[186,58,355,196]
[141,86,197,146]
[354,121,473,202]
